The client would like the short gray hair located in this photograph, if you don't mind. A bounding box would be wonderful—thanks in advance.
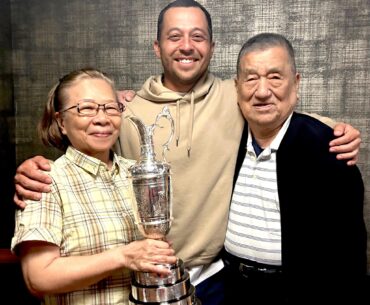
[237,33,297,76]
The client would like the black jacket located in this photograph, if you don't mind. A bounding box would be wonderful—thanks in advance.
[233,112,367,301]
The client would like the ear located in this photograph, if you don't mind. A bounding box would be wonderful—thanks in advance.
[154,40,161,59]
[234,77,242,106]
[210,41,215,57]
[295,72,301,98]
[295,73,301,89]
[234,76,241,94]
[55,112,67,135]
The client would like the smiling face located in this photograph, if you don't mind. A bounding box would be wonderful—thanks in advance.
[154,6,215,92]
[236,46,300,138]
[56,78,121,163]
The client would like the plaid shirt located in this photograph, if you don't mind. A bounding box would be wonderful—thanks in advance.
[12,146,140,305]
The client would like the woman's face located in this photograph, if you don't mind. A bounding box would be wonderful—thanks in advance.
[56,78,121,163]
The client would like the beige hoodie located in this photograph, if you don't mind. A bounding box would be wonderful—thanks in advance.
[116,72,244,267]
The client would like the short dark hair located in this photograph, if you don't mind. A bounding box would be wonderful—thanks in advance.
[237,33,297,76]
[157,0,213,41]
[38,68,116,152]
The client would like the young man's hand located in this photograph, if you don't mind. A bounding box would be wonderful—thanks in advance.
[330,122,361,166]
[14,156,52,208]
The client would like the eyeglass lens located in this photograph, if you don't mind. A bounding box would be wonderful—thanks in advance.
[77,100,124,115]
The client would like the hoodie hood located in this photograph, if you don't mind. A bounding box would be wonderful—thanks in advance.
[136,72,215,156]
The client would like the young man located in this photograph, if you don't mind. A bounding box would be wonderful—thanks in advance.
[14,1,362,304]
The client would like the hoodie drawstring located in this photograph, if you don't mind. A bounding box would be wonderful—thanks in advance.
[175,91,194,157]
[187,91,195,157]
[176,100,180,147]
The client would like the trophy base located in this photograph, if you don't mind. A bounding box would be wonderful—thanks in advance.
[128,286,200,305]
[129,259,201,305]
[128,297,201,305]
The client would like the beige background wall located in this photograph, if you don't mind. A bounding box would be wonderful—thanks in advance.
[1,0,369,271]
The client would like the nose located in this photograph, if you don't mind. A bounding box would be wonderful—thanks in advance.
[96,104,108,114]
[255,78,272,99]
[179,36,193,53]
[93,107,109,124]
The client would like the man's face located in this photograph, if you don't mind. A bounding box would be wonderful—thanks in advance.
[235,46,300,134]
[154,7,215,92]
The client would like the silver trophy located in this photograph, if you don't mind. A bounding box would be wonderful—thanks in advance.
[127,106,200,305]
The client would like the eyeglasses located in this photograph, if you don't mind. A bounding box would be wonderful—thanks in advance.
[60,99,126,116]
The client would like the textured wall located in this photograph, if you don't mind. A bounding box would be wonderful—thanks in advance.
[6,0,370,269]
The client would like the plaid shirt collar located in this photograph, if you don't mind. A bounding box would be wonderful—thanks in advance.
[65,146,120,176]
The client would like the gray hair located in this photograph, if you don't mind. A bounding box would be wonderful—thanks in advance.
[237,33,297,76]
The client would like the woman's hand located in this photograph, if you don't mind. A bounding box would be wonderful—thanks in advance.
[119,239,177,276]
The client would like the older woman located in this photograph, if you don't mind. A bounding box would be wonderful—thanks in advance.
[11,68,176,305]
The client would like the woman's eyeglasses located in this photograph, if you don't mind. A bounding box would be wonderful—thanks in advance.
[59,99,126,116]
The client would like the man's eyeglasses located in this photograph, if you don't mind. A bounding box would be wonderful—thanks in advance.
[60,99,126,116]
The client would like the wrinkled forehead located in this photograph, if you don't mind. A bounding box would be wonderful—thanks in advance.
[239,46,295,75]
[63,78,116,103]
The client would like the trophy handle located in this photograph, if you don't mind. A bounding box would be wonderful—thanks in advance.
[153,106,174,162]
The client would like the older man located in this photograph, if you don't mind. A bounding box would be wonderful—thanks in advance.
[223,33,367,304]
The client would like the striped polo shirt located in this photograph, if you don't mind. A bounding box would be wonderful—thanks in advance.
[225,114,292,266]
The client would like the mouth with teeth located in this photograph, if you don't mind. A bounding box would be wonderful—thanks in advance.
[176,58,197,64]
[175,58,199,72]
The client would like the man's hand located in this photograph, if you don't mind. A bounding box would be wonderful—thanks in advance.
[117,90,136,104]
[329,123,361,166]
[14,156,52,208]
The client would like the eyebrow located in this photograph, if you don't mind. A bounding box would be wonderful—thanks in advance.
[78,98,116,103]
[166,27,209,36]
[242,67,282,74]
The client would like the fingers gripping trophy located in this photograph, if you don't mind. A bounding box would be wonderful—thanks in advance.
[127,106,200,305]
